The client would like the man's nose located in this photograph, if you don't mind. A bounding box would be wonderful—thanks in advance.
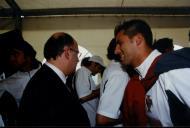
[114,44,121,55]
[76,56,79,62]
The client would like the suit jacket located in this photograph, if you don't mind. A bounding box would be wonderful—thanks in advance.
[17,64,90,126]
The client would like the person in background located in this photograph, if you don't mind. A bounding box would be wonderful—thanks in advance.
[96,38,130,126]
[0,30,41,126]
[0,40,41,106]
[17,32,90,126]
[74,55,105,126]
[67,57,91,98]
[81,57,91,66]
[153,38,174,53]
[0,29,24,79]
[115,19,190,127]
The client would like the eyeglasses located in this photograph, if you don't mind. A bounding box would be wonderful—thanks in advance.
[69,48,82,57]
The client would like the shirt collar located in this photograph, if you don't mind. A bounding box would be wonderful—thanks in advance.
[45,62,67,84]
[135,50,161,79]
[111,60,120,64]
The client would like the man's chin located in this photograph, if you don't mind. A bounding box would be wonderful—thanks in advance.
[121,60,127,65]
[70,68,76,74]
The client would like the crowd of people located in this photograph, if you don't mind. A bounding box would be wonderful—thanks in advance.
[0,19,189,127]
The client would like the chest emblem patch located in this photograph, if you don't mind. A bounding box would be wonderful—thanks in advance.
[146,95,152,112]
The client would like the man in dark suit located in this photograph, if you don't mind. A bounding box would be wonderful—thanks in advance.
[17,32,90,126]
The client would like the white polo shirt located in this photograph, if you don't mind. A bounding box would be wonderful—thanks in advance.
[0,65,40,106]
[136,50,190,126]
[97,60,130,119]
[75,66,98,127]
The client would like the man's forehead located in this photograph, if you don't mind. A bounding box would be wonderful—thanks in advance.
[116,30,125,37]
[116,31,127,41]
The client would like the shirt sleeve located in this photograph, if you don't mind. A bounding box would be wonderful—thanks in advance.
[75,69,92,98]
[97,71,129,119]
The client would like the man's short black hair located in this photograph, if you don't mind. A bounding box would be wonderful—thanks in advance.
[0,29,23,47]
[44,33,75,60]
[11,40,36,58]
[115,19,153,48]
[107,38,120,61]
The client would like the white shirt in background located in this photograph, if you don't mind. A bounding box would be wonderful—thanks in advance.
[0,65,40,106]
[75,66,98,127]
[97,60,129,122]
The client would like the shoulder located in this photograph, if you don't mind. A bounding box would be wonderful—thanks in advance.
[107,61,127,75]
[76,67,89,74]
[155,48,190,75]
[29,65,60,86]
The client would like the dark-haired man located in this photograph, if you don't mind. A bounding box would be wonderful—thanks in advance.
[115,19,190,127]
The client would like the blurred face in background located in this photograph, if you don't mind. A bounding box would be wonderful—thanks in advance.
[90,62,102,76]
[9,49,27,70]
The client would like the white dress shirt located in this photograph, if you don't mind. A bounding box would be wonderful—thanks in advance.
[45,62,67,84]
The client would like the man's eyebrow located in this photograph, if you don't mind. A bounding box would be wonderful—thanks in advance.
[116,40,122,45]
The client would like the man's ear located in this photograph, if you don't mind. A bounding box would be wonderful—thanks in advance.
[134,34,143,46]
[61,48,69,60]
[65,50,70,60]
